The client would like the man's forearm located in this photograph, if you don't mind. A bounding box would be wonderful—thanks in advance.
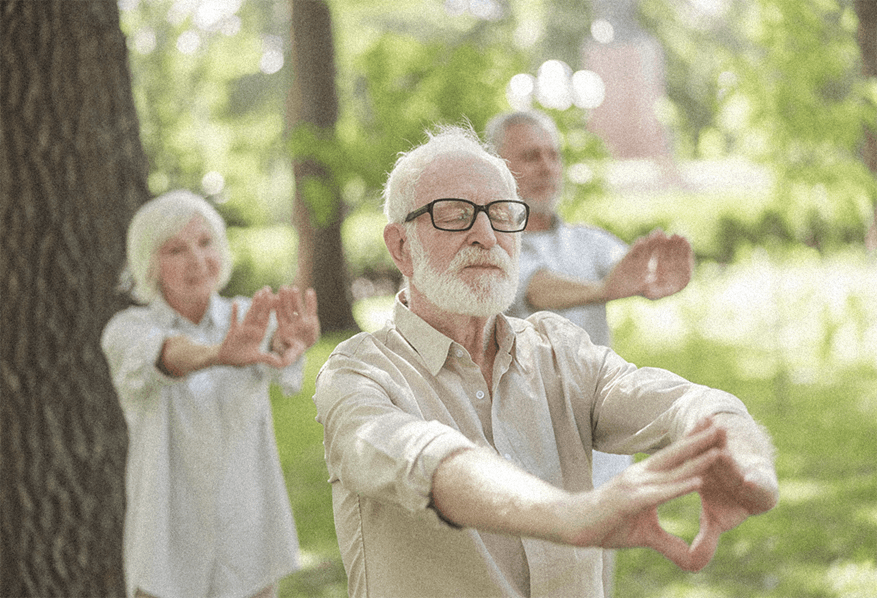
[430,423,733,557]
[526,270,608,311]
[431,447,576,543]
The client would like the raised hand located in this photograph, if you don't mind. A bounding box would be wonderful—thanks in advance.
[271,285,320,367]
[603,230,694,301]
[217,286,285,368]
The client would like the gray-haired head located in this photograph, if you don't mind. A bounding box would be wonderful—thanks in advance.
[123,189,233,303]
[484,110,561,156]
[382,123,519,225]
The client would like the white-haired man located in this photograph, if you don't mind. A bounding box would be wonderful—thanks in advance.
[313,125,777,598]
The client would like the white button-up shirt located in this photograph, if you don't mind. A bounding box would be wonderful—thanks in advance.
[314,292,749,598]
[102,295,301,598]
[509,219,628,347]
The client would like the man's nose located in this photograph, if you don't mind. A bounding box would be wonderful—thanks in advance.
[467,211,497,248]
[539,154,560,172]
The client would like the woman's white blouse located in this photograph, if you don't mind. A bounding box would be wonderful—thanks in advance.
[101,295,301,598]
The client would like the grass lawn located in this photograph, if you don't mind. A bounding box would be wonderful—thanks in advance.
[271,253,877,598]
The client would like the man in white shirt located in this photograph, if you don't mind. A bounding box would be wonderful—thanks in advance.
[486,110,695,595]
[313,124,778,598]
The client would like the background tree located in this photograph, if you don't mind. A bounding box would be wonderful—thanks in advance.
[855,0,877,247]
[288,0,357,332]
[0,0,148,595]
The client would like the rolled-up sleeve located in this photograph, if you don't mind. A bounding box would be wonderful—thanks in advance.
[589,347,750,455]
[314,353,477,515]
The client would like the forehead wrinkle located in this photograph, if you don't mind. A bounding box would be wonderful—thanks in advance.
[416,153,514,206]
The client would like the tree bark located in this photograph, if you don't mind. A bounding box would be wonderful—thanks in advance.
[0,0,148,595]
[288,0,358,332]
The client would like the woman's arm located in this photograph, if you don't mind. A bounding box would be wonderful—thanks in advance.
[160,287,286,377]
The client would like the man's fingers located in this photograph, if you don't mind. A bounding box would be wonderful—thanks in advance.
[646,424,726,472]
[643,520,704,571]
[687,513,722,572]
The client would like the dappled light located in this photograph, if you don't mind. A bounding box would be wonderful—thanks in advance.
[591,19,614,44]
[508,60,607,112]
[108,1,877,597]
[260,34,284,74]
[610,249,877,382]
[444,0,504,21]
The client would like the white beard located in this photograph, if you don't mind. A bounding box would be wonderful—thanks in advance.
[408,233,519,318]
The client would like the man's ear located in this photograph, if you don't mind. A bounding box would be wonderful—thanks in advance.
[384,223,414,278]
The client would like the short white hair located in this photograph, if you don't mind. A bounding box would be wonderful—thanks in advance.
[382,123,519,224]
[123,189,232,303]
[484,110,561,155]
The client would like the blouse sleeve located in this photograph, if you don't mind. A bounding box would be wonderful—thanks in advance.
[100,307,177,409]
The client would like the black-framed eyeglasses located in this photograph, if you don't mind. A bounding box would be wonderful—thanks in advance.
[404,198,530,233]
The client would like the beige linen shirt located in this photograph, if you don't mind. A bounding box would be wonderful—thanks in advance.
[314,293,749,598]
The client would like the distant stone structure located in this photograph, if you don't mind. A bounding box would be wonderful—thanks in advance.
[583,0,681,186]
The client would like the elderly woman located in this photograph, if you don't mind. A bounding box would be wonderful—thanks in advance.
[101,190,320,598]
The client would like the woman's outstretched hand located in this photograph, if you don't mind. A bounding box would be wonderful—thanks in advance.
[217,286,287,367]
[271,285,320,367]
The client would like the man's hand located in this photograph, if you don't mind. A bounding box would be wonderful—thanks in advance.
[563,419,728,570]
[570,415,777,572]
[603,229,694,302]
[688,414,779,570]
[271,285,320,367]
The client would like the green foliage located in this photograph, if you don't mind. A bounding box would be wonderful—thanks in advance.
[122,0,877,291]
[639,0,877,251]
[121,0,292,225]
[610,251,877,598]
[339,32,528,194]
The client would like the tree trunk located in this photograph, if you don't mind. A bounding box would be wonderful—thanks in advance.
[288,0,358,332]
[856,0,877,248]
[0,0,149,595]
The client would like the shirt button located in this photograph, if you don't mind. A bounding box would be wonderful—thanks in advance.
[504,453,513,461]
[475,390,485,400]
[455,349,464,358]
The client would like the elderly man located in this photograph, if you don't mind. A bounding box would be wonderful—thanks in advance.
[486,109,695,596]
[313,125,777,598]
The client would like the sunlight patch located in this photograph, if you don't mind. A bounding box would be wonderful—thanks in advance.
[777,478,823,505]
[828,560,877,598]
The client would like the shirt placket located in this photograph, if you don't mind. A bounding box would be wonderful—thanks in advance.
[449,344,494,445]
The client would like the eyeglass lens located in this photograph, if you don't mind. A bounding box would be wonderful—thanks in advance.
[432,200,527,231]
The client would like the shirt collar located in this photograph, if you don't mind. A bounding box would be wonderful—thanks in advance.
[150,293,222,330]
[392,290,517,376]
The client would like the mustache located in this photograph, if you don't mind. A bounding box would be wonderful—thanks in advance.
[447,246,514,274]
